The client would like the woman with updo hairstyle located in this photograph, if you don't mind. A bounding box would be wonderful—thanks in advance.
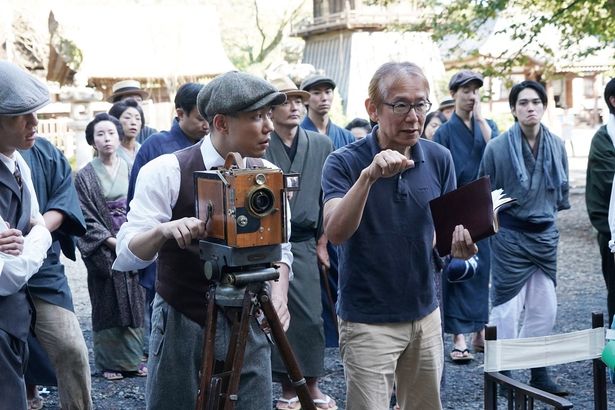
[75,113,146,381]
[109,98,144,169]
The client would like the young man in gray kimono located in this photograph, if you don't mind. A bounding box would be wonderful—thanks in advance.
[479,80,570,395]
[265,76,336,410]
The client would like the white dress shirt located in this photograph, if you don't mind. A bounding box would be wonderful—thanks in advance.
[0,151,51,296]
[113,135,293,274]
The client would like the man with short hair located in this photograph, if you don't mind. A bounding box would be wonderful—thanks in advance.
[587,78,615,326]
[300,74,354,348]
[300,75,354,150]
[108,80,158,142]
[434,70,499,360]
[265,76,336,410]
[322,61,477,410]
[480,80,570,395]
[114,71,292,409]
[126,82,209,358]
[0,60,52,409]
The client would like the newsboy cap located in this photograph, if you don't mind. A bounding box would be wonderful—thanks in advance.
[448,70,484,92]
[300,75,336,92]
[0,61,50,116]
[197,71,286,122]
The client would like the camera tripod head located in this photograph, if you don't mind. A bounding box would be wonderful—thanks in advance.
[200,240,281,306]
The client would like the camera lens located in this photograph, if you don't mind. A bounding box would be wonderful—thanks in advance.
[248,187,275,217]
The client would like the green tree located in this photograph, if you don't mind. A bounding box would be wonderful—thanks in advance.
[214,0,308,71]
[373,0,615,75]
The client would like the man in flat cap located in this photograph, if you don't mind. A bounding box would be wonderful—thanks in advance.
[264,77,337,409]
[434,70,499,362]
[114,71,292,409]
[108,80,158,143]
[0,60,52,409]
[300,75,355,150]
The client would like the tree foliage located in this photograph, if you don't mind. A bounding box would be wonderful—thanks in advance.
[373,0,615,75]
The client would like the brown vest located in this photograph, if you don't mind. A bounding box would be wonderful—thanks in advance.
[156,143,262,326]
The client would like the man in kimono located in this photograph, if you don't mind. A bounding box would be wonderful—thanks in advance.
[434,70,499,361]
[126,82,207,357]
[300,74,355,348]
[586,78,615,326]
[21,137,91,410]
[0,60,52,409]
[300,74,354,150]
[114,71,292,409]
[479,80,570,395]
[265,76,336,410]
[322,61,477,410]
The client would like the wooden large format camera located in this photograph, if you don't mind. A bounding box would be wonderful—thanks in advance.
[195,153,297,248]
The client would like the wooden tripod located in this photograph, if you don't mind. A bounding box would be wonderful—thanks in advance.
[195,281,317,410]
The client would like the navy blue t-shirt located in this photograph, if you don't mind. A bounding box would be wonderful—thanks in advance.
[322,128,456,323]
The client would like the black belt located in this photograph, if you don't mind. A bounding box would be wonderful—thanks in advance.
[290,224,317,242]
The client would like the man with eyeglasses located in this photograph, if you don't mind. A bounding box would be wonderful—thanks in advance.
[433,70,499,362]
[322,61,477,410]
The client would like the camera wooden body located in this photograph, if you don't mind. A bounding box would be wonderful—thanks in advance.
[194,165,287,248]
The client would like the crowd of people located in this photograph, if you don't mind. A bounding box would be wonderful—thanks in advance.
[0,56,614,410]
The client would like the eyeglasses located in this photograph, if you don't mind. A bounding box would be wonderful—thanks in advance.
[383,100,432,116]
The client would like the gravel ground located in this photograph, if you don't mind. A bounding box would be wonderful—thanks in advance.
[37,190,615,409]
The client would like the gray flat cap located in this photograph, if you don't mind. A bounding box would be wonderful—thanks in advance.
[0,61,50,116]
[197,71,286,121]
[449,70,484,91]
[300,75,336,92]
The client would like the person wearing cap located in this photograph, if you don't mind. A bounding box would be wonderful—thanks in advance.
[300,74,354,350]
[0,60,53,409]
[264,77,336,410]
[437,98,455,120]
[113,71,293,409]
[479,80,569,395]
[300,74,355,150]
[322,61,477,410]
[108,80,158,143]
[433,70,499,362]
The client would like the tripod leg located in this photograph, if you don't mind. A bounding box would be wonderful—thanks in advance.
[196,287,218,410]
[259,291,317,410]
[221,290,254,410]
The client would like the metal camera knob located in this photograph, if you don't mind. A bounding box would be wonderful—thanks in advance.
[237,215,248,227]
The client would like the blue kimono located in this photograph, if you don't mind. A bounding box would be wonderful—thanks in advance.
[434,113,498,334]
[301,116,355,150]
[479,123,569,306]
[20,137,87,385]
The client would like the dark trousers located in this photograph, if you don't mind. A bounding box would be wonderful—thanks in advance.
[0,329,28,410]
[598,232,615,326]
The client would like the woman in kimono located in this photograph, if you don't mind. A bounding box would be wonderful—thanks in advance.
[76,113,145,381]
[109,98,144,170]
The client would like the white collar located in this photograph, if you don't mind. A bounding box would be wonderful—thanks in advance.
[0,152,16,173]
[200,134,247,170]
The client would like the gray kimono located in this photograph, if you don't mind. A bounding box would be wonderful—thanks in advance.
[479,123,570,306]
[264,127,333,378]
